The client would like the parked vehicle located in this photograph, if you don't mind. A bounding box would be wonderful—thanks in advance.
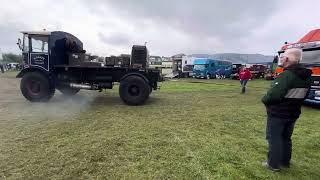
[230,63,243,79]
[7,63,20,70]
[182,56,197,77]
[248,64,267,79]
[274,29,320,105]
[192,58,232,79]
[265,56,279,80]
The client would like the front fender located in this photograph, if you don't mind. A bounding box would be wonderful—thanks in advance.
[16,67,50,78]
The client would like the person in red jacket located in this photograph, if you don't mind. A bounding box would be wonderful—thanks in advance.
[239,66,252,93]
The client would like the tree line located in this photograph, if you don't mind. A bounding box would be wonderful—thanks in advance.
[1,53,22,63]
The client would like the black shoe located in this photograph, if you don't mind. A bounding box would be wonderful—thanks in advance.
[261,161,280,172]
[241,87,246,93]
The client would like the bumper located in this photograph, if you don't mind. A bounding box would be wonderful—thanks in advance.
[194,75,205,79]
[304,88,320,105]
[304,99,320,105]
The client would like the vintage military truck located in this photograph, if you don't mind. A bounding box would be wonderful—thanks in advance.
[16,31,162,105]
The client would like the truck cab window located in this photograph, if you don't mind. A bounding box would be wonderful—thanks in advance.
[31,36,48,53]
[301,50,320,64]
[23,34,29,52]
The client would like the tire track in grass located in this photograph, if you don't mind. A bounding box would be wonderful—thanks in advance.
[172,133,213,180]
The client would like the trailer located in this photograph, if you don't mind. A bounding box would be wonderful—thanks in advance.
[16,31,162,105]
[182,56,196,77]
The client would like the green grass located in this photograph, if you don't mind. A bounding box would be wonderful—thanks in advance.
[0,77,320,179]
[0,70,19,78]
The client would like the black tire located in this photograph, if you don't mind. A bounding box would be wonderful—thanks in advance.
[119,76,150,105]
[20,72,55,102]
[58,87,80,96]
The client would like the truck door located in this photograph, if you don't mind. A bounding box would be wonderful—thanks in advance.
[210,61,215,76]
[225,64,232,77]
[22,34,29,65]
[29,35,49,71]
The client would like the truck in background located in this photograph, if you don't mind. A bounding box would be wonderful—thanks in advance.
[265,56,279,80]
[193,58,232,79]
[181,56,196,77]
[230,63,243,79]
[247,64,267,79]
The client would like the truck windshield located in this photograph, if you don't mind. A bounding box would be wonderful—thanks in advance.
[31,36,48,53]
[279,49,320,65]
[300,50,320,64]
[194,64,208,70]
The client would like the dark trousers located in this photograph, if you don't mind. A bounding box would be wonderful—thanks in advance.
[266,115,297,168]
[240,80,248,93]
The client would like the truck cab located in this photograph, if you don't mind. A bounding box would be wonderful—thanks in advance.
[16,31,161,105]
[193,58,232,79]
[274,29,320,105]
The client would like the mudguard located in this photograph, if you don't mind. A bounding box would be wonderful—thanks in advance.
[16,67,50,78]
[121,72,149,84]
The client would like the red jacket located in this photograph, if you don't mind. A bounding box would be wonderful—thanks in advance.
[239,69,252,80]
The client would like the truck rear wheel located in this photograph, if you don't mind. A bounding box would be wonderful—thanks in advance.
[119,76,150,105]
[58,87,80,96]
[20,72,55,102]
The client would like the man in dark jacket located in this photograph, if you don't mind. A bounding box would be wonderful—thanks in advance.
[261,48,312,171]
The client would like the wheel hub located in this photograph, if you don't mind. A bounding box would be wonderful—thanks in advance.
[27,80,41,95]
[128,85,140,96]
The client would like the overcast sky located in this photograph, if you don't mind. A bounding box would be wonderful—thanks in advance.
[0,0,319,56]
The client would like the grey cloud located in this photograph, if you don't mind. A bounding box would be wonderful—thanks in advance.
[98,32,131,46]
[1,0,313,56]
[0,23,28,53]
[86,0,278,39]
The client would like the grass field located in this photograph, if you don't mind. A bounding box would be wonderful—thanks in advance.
[0,72,320,179]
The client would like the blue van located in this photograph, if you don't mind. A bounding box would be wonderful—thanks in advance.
[193,58,232,79]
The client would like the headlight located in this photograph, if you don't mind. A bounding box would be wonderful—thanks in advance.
[315,91,320,97]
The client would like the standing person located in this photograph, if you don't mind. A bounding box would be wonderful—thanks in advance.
[239,66,252,93]
[0,48,3,73]
[261,48,312,171]
[0,64,4,73]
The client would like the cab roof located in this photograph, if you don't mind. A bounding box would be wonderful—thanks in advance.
[21,31,51,35]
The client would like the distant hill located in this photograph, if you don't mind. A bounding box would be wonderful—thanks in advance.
[189,53,274,64]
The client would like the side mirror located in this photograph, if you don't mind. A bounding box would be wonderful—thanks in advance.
[273,56,279,63]
[17,38,22,50]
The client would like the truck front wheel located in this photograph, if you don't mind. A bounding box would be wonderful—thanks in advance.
[119,76,150,105]
[20,72,55,102]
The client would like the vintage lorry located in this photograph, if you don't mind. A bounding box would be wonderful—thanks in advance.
[16,31,162,105]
